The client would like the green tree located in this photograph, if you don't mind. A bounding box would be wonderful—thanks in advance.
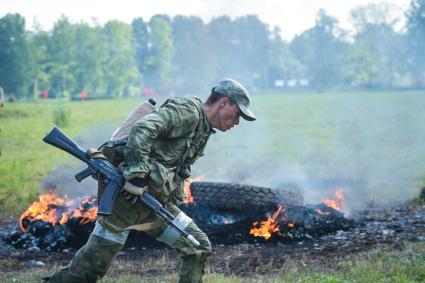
[347,3,407,88]
[207,16,238,82]
[266,27,304,88]
[102,20,138,97]
[48,16,77,98]
[406,0,425,86]
[290,9,349,88]
[144,16,174,92]
[27,22,50,99]
[171,16,213,94]
[234,16,271,88]
[131,17,149,75]
[73,23,108,97]
[207,16,272,88]
[0,13,31,98]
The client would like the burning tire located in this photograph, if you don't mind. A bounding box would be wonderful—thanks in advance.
[190,182,303,212]
[10,183,354,251]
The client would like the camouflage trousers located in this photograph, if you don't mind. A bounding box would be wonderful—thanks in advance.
[46,204,211,283]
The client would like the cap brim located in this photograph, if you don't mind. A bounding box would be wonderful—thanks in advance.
[238,104,256,121]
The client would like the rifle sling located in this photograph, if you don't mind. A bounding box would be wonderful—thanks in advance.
[175,109,203,175]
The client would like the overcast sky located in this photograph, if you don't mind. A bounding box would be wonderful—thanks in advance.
[0,0,411,40]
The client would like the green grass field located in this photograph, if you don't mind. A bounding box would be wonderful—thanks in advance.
[0,99,137,216]
[1,90,425,282]
[100,242,425,283]
[1,90,425,216]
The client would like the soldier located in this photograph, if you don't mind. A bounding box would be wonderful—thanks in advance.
[46,79,256,283]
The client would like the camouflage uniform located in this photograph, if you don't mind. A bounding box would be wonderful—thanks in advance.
[48,97,214,283]
[47,79,256,283]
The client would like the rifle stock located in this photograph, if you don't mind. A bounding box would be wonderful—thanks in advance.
[43,127,89,163]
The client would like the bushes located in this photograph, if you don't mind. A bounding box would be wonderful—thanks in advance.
[53,104,71,127]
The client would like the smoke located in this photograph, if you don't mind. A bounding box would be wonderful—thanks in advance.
[42,123,118,197]
[195,92,425,210]
[326,93,425,209]
[42,92,425,211]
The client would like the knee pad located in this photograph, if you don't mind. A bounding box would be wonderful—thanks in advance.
[92,221,129,245]
[157,211,192,246]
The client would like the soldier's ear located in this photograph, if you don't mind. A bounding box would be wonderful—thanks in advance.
[219,96,229,108]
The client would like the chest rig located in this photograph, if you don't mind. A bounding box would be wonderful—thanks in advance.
[100,98,205,178]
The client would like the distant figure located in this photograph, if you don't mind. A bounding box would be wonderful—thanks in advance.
[0,87,4,108]
[42,88,48,100]
[143,86,149,97]
[81,88,87,101]
[8,94,16,103]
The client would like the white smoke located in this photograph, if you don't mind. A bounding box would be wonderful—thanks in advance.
[42,92,425,211]
[195,92,425,210]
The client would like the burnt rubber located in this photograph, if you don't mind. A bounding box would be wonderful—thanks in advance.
[189,181,303,212]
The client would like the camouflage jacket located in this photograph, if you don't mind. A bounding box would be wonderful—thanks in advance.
[121,96,214,203]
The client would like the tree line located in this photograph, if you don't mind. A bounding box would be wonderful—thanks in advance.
[1,0,425,99]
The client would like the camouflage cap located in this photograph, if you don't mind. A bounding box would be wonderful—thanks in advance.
[212,79,256,121]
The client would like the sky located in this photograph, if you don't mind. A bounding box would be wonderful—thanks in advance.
[0,0,411,40]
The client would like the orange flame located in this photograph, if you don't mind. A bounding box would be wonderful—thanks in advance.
[19,191,97,232]
[183,176,204,204]
[19,191,66,231]
[322,188,346,211]
[249,205,282,240]
[71,197,98,224]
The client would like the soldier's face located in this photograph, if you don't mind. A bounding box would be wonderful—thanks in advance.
[216,100,241,132]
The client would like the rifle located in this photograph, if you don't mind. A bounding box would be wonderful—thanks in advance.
[43,127,200,247]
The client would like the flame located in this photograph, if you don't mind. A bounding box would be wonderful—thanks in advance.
[250,205,282,240]
[19,191,97,232]
[71,197,98,224]
[322,188,346,211]
[19,191,66,231]
[183,175,204,204]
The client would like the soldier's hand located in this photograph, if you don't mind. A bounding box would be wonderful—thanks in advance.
[122,177,148,204]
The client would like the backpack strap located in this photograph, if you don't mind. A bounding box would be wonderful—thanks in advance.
[175,107,204,174]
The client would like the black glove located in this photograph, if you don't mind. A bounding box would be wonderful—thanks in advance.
[121,177,148,204]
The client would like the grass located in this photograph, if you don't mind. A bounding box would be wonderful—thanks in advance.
[102,242,425,282]
[273,244,425,282]
[1,242,424,282]
[1,90,425,216]
[0,98,139,216]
